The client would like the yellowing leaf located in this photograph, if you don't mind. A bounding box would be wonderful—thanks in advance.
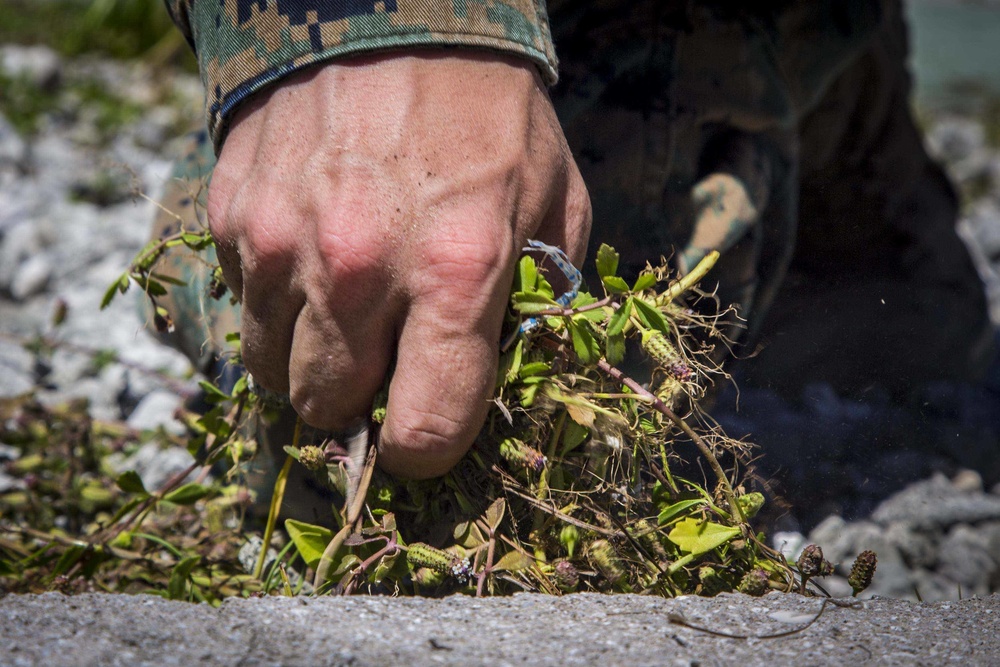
[667,518,740,556]
[565,401,596,428]
[484,498,506,532]
[517,255,538,292]
[494,550,533,572]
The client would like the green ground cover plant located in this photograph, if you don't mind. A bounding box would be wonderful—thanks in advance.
[0,220,876,601]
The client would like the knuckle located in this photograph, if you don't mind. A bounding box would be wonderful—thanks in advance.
[422,234,510,289]
[388,407,469,468]
[241,211,297,269]
[316,222,385,284]
[289,390,337,431]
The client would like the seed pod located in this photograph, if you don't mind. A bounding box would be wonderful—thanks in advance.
[499,437,546,472]
[297,445,325,471]
[667,360,694,383]
[656,377,684,406]
[406,543,457,575]
[587,539,625,585]
[553,560,580,592]
[641,330,680,367]
[797,544,825,578]
[737,569,770,597]
[736,492,765,519]
[848,550,877,596]
[698,566,726,596]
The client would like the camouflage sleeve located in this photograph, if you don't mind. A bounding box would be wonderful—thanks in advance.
[163,0,558,150]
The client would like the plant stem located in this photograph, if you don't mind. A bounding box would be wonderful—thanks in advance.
[596,358,744,524]
[254,417,300,580]
[657,251,720,306]
[314,444,377,589]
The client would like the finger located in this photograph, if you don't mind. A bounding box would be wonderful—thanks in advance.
[380,243,511,479]
[287,300,395,432]
[239,281,303,393]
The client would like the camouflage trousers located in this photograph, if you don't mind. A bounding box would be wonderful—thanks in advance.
[150,0,993,402]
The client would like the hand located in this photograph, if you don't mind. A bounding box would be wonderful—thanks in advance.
[207,51,591,479]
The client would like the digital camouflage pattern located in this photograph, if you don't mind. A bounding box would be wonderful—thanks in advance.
[153,0,992,398]
[163,0,558,148]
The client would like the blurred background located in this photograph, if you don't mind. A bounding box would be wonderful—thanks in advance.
[1,0,999,600]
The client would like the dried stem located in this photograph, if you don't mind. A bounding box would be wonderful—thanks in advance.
[596,358,744,524]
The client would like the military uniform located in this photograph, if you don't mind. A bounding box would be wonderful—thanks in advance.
[152,0,992,398]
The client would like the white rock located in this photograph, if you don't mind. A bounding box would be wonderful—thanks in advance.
[110,441,197,492]
[927,117,985,164]
[0,113,26,169]
[772,531,806,561]
[10,253,53,301]
[0,45,61,89]
[0,222,44,290]
[0,338,35,398]
[126,389,185,435]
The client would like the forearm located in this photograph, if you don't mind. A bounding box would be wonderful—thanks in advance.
[164,0,558,150]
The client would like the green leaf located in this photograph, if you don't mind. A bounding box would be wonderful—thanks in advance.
[100,274,129,310]
[484,498,506,532]
[595,243,619,279]
[142,278,168,298]
[181,232,212,250]
[632,272,657,292]
[633,298,671,335]
[168,555,200,600]
[198,379,230,404]
[569,320,600,365]
[519,383,540,408]
[284,519,333,570]
[513,301,559,315]
[518,361,551,378]
[601,275,630,295]
[149,272,187,287]
[605,332,626,366]
[504,339,524,384]
[494,550,533,572]
[606,298,632,337]
[163,483,210,506]
[657,499,706,526]
[283,446,301,461]
[115,470,147,496]
[230,375,248,398]
[512,290,559,314]
[667,518,740,556]
[560,420,590,456]
[517,255,538,292]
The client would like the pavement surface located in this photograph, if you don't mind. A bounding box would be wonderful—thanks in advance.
[1,591,997,666]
